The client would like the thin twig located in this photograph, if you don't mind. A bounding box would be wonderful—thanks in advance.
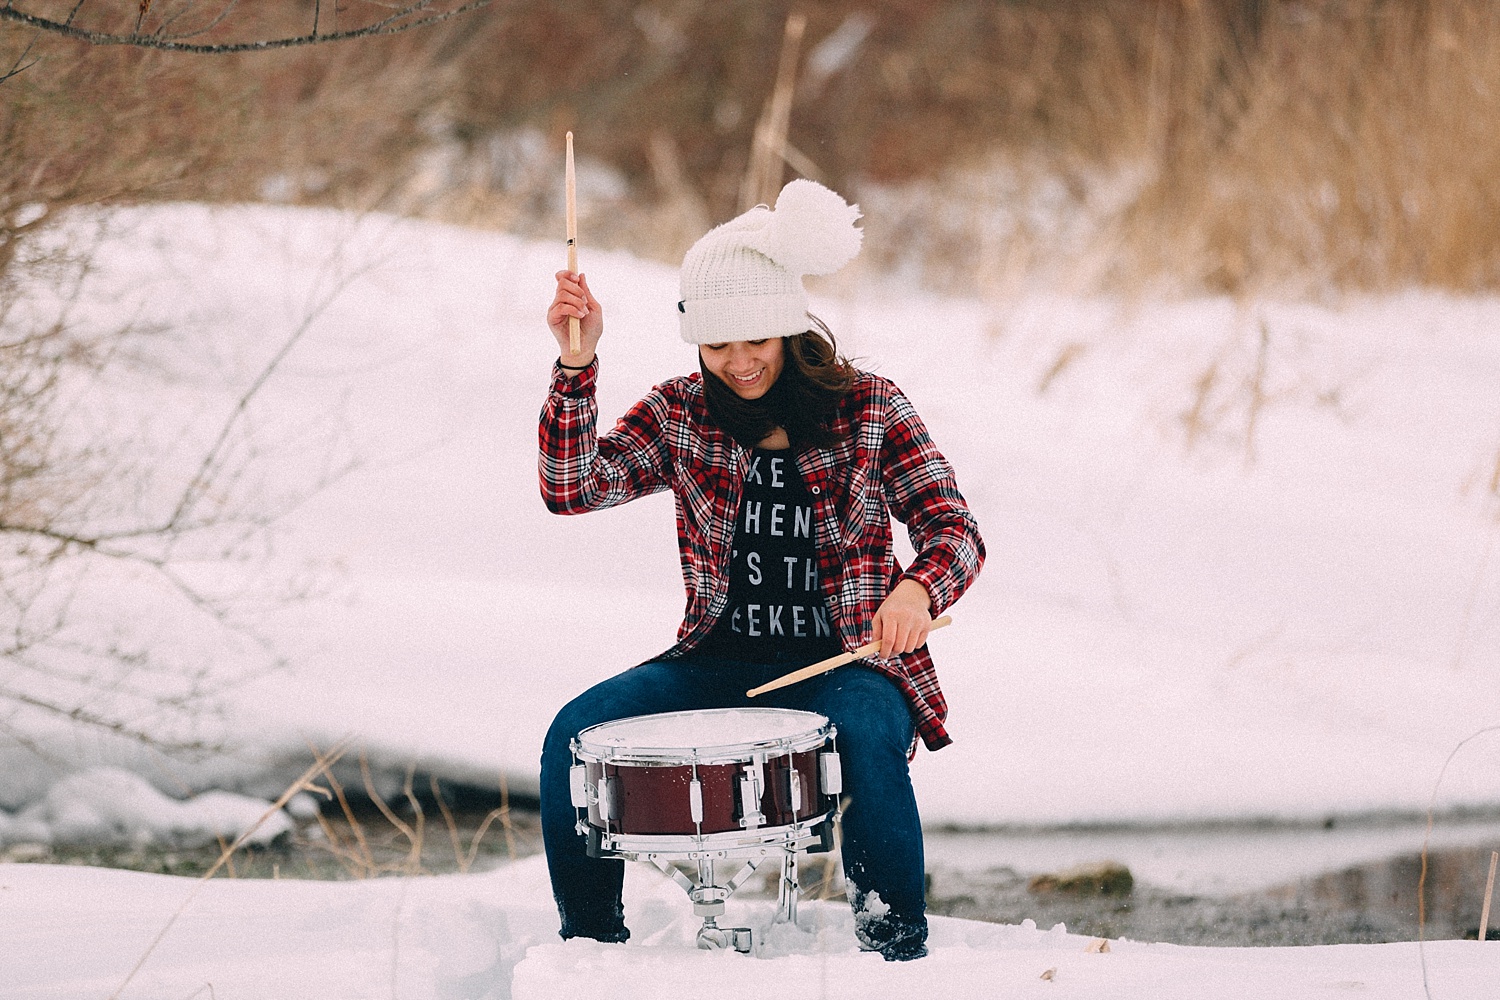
[431,773,466,871]
[497,769,515,860]
[165,260,366,531]
[361,756,424,874]
[109,739,352,1000]
[1481,850,1497,943]
[1242,318,1272,467]
[1419,724,1500,999]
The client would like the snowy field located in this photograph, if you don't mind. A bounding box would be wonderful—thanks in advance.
[2,203,1500,996]
[3,854,1496,1000]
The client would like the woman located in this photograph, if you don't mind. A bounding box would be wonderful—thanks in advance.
[538,179,984,961]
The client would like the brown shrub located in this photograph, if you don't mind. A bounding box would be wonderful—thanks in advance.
[7,0,1500,295]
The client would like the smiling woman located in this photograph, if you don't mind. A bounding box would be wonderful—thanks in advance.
[696,324,858,452]
[538,178,985,961]
[700,339,783,400]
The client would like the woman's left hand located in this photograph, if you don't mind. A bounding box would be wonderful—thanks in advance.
[871,579,933,659]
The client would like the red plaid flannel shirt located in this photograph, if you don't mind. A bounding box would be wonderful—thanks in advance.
[538,358,984,751]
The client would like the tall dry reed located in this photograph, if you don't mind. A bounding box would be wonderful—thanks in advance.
[9,1,1500,295]
[865,0,1500,297]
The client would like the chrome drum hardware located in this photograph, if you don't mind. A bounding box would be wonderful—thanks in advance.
[571,708,842,953]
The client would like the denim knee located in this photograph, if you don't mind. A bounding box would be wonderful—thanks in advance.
[815,670,914,758]
[541,684,622,769]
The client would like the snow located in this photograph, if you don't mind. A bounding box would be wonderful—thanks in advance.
[4,201,1490,826]
[2,201,1500,995]
[2,855,1494,999]
[1,767,290,850]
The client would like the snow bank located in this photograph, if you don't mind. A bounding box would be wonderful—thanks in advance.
[1,856,1494,1000]
[0,767,290,850]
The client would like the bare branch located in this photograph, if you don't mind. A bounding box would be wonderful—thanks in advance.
[0,0,492,53]
[154,0,237,44]
[165,253,372,531]
[0,682,216,751]
[0,15,43,81]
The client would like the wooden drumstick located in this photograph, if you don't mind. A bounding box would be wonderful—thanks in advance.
[565,131,581,356]
[746,616,953,698]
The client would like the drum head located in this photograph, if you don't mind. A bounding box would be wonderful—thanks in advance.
[576,707,831,764]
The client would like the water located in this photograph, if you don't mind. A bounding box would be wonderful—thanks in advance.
[922,813,1500,945]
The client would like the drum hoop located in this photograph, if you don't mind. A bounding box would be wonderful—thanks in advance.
[594,811,835,860]
[575,707,833,764]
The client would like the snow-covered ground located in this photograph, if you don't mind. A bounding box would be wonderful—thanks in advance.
[2,203,1500,996]
[4,854,1495,1000]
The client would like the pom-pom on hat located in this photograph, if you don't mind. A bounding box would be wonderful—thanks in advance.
[678,179,862,345]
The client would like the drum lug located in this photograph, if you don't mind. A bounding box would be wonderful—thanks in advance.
[568,764,588,808]
[597,775,614,822]
[738,777,762,830]
[739,757,766,830]
[689,778,704,825]
[819,751,842,796]
[786,768,802,815]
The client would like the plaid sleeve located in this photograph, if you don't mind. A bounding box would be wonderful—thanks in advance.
[879,385,985,614]
[538,358,673,513]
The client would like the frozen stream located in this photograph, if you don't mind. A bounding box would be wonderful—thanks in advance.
[924,812,1500,896]
[921,812,1500,945]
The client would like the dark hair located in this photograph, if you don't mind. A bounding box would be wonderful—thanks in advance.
[699,316,858,450]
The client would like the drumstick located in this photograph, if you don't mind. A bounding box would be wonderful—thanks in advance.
[565,131,581,356]
[745,616,953,698]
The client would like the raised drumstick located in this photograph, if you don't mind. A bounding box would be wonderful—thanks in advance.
[565,131,581,356]
[746,616,953,698]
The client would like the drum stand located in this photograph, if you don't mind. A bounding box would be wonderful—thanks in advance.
[647,843,809,953]
[570,711,843,956]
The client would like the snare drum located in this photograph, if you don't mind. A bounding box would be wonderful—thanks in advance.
[569,707,842,860]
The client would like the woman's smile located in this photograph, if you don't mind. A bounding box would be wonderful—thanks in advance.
[700,338,785,399]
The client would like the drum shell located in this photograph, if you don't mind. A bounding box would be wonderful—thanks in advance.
[584,748,831,836]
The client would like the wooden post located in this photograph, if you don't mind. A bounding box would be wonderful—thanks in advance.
[565,131,581,356]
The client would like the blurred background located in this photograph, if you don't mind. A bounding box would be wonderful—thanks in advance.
[7,0,1500,301]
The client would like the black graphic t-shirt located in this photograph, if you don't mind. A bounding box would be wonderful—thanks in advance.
[702,449,843,663]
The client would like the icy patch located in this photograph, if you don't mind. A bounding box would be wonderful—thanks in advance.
[3,767,291,849]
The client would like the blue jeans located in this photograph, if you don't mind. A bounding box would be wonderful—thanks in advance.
[539,650,927,949]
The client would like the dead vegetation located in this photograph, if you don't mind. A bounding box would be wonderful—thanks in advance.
[7,1,1500,295]
[301,745,521,879]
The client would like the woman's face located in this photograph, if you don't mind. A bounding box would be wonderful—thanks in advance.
[699,338,785,400]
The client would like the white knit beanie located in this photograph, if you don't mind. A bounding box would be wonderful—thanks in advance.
[678,179,863,345]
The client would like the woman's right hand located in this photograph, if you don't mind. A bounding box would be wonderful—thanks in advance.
[547,270,603,367]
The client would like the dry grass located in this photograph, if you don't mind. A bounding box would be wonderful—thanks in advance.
[0,18,453,224]
[301,745,519,879]
[8,1,1500,296]
[861,1,1500,298]
[1108,0,1500,296]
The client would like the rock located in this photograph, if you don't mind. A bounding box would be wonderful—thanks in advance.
[1028,861,1134,897]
